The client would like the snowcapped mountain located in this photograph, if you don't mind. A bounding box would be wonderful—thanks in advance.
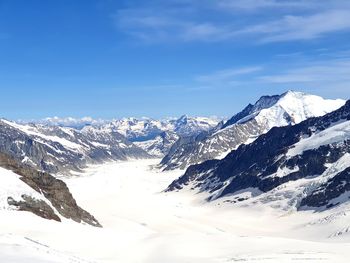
[108,115,220,157]
[160,91,346,170]
[0,119,149,174]
[22,115,220,158]
[167,100,350,211]
[110,115,220,141]
[134,131,179,158]
[108,117,171,142]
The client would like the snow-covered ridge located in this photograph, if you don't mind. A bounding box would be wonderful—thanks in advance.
[161,90,346,170]
[0,118,149,174]
[253,90,345,130]
[231,90,345,129]
[287,120,350,157]
[21,115,221,135]
[17,115,221,158]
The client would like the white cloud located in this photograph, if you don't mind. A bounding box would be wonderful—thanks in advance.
[217,0,316,11]
[251,10,350,42]
[216,0,350,12]
[192,52,350,94]
[114,8,227,42]
[114,2,350,43]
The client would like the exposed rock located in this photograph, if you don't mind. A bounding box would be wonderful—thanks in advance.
[301,167,350,208]
[0,153,102,227]
[7,195,61,222]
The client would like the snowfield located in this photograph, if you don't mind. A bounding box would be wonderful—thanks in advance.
[1,159,350,262]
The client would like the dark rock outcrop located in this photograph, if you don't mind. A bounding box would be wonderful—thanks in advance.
[7,195,61,222]
[301,167,350,208]
[1,153,101,227]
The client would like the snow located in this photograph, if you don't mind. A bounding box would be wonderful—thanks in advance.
[110,116,220,140]
[0,167,48,210]
[0,234,92,263]
[287,120,350,157]
[233,91,345,129]
[255,91,345,130]
[1,159,350,262]
[90,141,110,149]
[1,119,83,152]
[268,165,300,178]
[199,91,346,166]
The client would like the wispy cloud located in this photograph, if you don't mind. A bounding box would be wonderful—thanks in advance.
[191,50,350,95]
[239,10,350,42]
[113,1,350,43]
[216,0,320,11]
[114,8,227,42]
[260,59,350,84]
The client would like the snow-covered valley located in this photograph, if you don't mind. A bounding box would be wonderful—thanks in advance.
[1,159,350,262]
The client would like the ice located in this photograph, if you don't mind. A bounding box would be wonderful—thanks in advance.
[1,159,349,262]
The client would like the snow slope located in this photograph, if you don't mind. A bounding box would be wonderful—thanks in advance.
[287,120,350,157]
[1,159,350,262]
[0,167,50,210]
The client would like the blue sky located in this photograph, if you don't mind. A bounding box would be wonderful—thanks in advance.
[0,0,350,120]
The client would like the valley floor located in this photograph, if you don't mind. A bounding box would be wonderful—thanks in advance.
[1,159,350,262]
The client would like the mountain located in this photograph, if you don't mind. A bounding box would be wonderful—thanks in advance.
[0,152,101,226]
[167,100,350,211]
[109,115,220,157]
[22,115,220,158]
[0,119,149,174]
[160,91,346,170]
[110,116,220,141]
[134,131,179,158]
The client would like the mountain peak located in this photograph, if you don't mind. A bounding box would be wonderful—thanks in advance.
[281,89,305,96]
[177,114,189,121]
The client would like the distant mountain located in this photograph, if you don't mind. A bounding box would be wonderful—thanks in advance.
[0,119,150,174]
[160,91,346,170]
[107,115,221,157]
[167,100,350,211]
[134,131,179,158]
[110,115,220,141]
[23,115,221,158]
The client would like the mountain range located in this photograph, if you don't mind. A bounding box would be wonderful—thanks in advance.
[0,115,220,174]
[0,90,349,227]
[167,99,350,211]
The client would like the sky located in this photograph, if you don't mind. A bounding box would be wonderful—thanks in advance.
[0,0,350,120]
